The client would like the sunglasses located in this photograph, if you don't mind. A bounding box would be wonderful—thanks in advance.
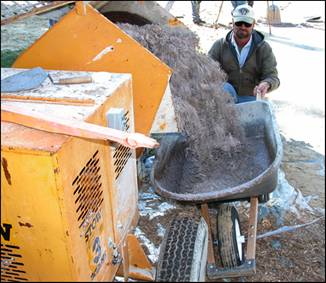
[235,21,252,28]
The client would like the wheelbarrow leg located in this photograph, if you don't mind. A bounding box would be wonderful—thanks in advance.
[246,196,259,262]
[200,203,216,267]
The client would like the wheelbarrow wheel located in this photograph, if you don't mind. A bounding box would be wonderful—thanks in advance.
[217,205,245,268]
[156,214,208,282]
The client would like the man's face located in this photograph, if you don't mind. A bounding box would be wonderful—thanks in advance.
[233,20,255,39]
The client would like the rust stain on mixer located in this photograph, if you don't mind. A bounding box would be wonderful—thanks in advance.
[1,157,12,185]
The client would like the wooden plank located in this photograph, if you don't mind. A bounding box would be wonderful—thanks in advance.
[266,0,272,35]
[1,1,75,26]
[1,104,159,149]
[89,1,109,11]
[116,234,154,281]
[246,197,258,260]
[200,203,216,266]
[48,74,93,84]
[122,240,129,282]
[214,1,224,25]
[1,94,95,106]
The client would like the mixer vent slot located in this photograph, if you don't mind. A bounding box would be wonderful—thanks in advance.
[123,110,130,132]
[113,145,132,180]
[72,150,104,229]
[113,110,132,180]
[1,244,28,282]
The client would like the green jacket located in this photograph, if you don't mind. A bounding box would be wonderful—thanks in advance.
[208,30,280,97]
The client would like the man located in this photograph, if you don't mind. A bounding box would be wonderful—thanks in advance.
[165,1,206,25]
[191,1,206,25]
[208,4,280,103]
[231,1,254,9]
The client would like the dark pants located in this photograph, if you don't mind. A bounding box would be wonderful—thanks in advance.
[191,1,202,22]
[223,82,256,103]
[231,1,254,9]
[165,1,175,12]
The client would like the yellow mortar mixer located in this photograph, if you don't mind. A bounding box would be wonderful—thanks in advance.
[1,1,184,281]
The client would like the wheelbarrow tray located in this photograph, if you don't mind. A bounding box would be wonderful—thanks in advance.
[151,101,283,203]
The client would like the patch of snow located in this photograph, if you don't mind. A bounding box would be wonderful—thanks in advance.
[265,169,321,222]
[134,227,160,264]
[156,223,165,238]
[138,186,176,220]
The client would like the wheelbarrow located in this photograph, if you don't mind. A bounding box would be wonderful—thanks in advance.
[151,100,283,281]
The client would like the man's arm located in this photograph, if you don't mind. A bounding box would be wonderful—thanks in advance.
[258,43,280,93]
[208,39,222,62]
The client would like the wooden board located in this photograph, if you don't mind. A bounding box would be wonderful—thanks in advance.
[1,104,159,149]
[1,1,75,26]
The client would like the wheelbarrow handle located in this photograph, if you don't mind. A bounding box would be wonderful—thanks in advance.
[1,104,159,149]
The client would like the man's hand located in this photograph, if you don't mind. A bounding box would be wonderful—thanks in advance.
[253,82,270,98]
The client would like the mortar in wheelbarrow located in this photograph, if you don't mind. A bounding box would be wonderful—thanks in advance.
[151,101,283,203]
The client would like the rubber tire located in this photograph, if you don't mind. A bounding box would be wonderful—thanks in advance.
[156,214,208,282]
[217,205,244,268]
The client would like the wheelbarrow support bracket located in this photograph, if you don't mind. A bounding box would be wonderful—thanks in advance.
[207,259,256,279]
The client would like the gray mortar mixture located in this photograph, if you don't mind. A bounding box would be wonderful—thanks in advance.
[118,24,269,194]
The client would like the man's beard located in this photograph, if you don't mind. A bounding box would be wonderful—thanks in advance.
[235,29,251,40]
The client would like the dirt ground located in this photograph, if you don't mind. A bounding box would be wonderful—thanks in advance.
[1,1,325,282]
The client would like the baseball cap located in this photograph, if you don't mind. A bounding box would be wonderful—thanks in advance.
[232,4,255,24]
